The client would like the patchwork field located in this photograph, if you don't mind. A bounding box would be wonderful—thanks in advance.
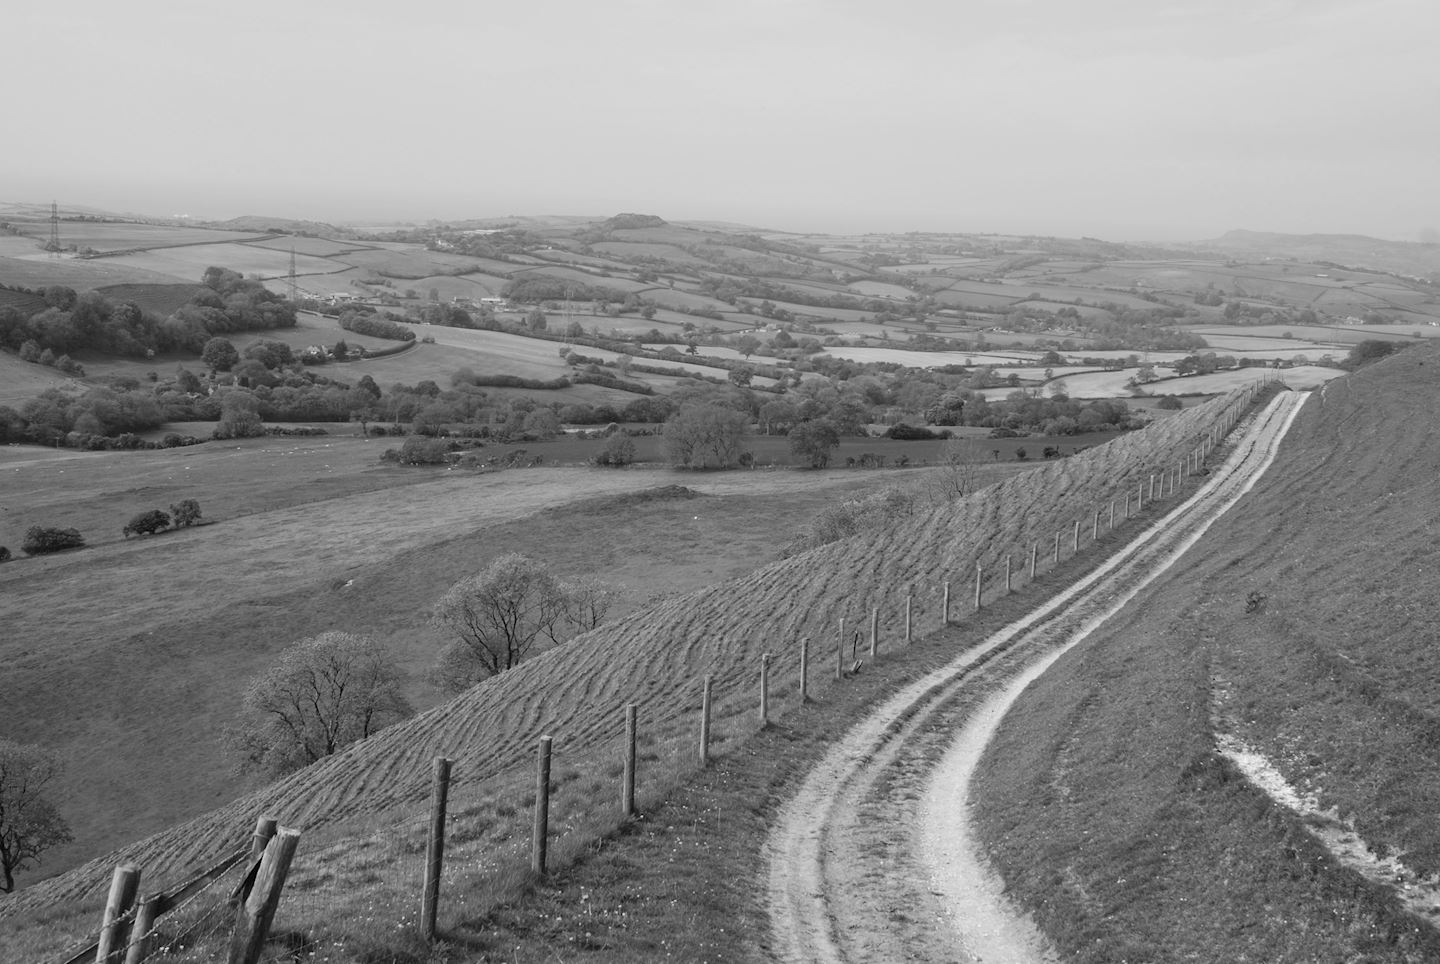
[1144,366,1340,394]
[334,248,499,278]
[822,346,1040,366]
[5,213,1439,959]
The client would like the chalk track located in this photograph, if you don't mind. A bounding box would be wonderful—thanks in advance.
[764,390,1308,963]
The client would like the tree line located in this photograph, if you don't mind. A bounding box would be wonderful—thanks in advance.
[0,266,296,361]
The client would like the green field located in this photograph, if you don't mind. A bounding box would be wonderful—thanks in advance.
[104,242,339,280]
[0,353,81,405]
[92,282,207,316]
[0,251,185,289]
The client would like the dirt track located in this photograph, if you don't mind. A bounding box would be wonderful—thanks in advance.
[764,390,1309,963]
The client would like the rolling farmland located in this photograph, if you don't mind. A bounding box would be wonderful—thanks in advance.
[0,385,1253,949]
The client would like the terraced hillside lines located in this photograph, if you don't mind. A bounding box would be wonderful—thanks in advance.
[2,388,1261,923]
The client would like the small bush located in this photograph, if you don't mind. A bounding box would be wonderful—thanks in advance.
[398,436,452,465]
[884,423,944,441]
[593,435,636,467]
[123,509,172,538]
[22,526,85,555]
[0,546,10,563]
[1156,396,1184,410]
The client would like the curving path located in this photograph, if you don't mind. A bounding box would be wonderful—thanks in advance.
[765,390,1310,963]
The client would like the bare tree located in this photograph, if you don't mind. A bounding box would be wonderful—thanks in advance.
[561,574,616,632]
[928,436,984,502]
[0,741,72,893]
[231,633,414,778]
[432,555,616,692]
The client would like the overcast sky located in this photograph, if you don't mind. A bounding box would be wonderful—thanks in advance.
[6,0,1437,241]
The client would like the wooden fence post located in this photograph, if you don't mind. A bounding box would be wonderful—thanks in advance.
[227,828,300,964]
[1052,531,1060,564]
[531,737,552,875]
[248,817,277,866]
[95,864,141,964]
[1004,555,1012,594]
[421,757,452,942]
[869,607,879,657]
[1149,473,1157,502]
[122,893,163,964]
[1072,519,1080,553]
[941,584,950,627]
[699,675,713,766]
[622,704,638,816]
[1029,542,1037,579]
[799,636,809,701]
[1110,499,1116,528]
[973,563,982,609]
[904,594,912,644]
[1092,509,1100,541]
[836,616,846,679]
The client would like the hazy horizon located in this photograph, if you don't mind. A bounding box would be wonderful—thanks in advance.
[7,0,1437,245]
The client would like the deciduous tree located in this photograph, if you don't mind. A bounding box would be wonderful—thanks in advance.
[201,336,239,374]
[432,555,614,692]
[789,419,840,469]
[231,633,414,778]
[0,741,73,893]
[214,390,264,439]
[663,402,749,469]
[169,498,203,527]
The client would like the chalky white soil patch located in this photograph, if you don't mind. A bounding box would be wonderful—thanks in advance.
[1215,734,1440,921]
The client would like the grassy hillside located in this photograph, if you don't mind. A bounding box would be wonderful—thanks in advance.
[0,385,1252,962]
[0,437,975,893]
[973,340,1440,962]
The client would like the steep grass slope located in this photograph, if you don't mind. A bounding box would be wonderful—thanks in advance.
[0,383,1261,944]
[973,341,1440,962]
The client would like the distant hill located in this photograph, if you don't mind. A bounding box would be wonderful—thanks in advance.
[596,212,668,231]
[1196,229,1440,281]
[205,215,342,236]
